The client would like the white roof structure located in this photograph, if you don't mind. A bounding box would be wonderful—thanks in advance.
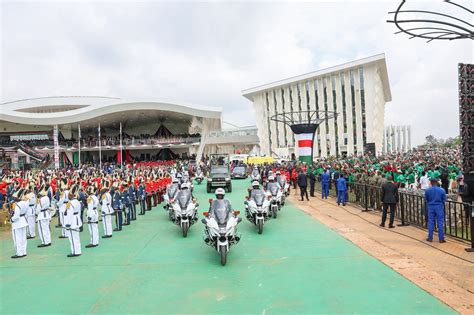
[0,96,222,126]
[242,53,392,103]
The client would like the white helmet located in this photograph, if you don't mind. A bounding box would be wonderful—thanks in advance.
[172,178,179,184]
[268,175,275,181]
[252,181,259,188]
[276,171,281,175]
[181,182,189,189]
[215,188,225,196]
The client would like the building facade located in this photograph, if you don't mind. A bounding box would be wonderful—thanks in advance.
[242,54,392,159]
[383,125,412,153]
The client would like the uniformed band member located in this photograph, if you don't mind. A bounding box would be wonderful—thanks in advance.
[57,179,69,239]
[138,180,146,215]
[10,188,29,258]
[36,184,52,247]
[100,180,114,238]
[26,187,37,239]
[113,184,123,230]
[64,185,82,257]
[86,186,100,248]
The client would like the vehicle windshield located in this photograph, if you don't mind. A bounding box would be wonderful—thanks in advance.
[211,167,228,175]
[233,167,245,173]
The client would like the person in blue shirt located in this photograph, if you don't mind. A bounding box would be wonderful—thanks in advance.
[112,188,123,231]
[137,181,146,215]
[122,183,131,225]
[424,178,447,243]
[321,170,330,199]
[0,191,4,210]
[78,186,86,232]
[128,183,137,221]
[336,175,347,206]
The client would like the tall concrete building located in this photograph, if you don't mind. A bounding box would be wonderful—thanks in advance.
[242,54,392,159]
[383,125,412,153]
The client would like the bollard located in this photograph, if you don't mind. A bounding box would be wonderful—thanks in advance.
[466,202,474,252]
[397,193,409,226]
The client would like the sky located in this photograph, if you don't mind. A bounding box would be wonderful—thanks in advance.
[1,0,472,146]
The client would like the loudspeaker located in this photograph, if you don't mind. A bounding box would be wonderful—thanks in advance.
[458,63,473,175]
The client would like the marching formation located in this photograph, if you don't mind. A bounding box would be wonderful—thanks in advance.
[4,162,172,258]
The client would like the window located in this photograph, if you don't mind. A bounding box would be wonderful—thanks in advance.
[359,66,367,146]
[350,70,357,149]
[340,72,348,134]
[314,80,321,157]
[331,76,339,157]
[265,92,272,149]
[323,78,329,156]
[281,89,288,147]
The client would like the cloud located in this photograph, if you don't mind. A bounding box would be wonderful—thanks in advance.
[1,0,471,146]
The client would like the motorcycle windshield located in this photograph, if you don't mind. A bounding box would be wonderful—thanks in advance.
[268,184,279,196]
[177,191,191,209]
[168,185,178,197]
[211,200,230,226]
[252,171,259,177]
[252,191,266,207]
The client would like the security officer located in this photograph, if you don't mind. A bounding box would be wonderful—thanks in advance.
[308,168,316,197]
[336,175,347,206]
[26,187,37,239]
[425,178,447,243]
[321,170,330,199]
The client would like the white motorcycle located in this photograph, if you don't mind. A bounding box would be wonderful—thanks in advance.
[202,199,241,266]
[250,171,261,183]
[267,183,283,219]
[245,191,271,234]
[195,170,204,185]
[163,185,179,220]
[171,191,198,237]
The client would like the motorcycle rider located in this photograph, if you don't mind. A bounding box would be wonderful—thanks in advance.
[164,178,180,207]
[246,180,267,217]
[266,175,282,196]
[208,188,235,225]
[172,182,197,222]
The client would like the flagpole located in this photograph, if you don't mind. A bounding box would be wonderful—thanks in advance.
[120,122,123,171]
[78,124,81,168]
[98,123,102,170]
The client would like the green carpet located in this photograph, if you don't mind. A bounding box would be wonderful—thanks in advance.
[0,179,454,314]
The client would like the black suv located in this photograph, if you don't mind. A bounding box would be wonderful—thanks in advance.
[207,166,232,193]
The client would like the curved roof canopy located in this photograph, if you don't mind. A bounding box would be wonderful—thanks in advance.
[1,96,222,126]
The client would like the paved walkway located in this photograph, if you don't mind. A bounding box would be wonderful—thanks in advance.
[289,191,474,314]
[0,180,457,314]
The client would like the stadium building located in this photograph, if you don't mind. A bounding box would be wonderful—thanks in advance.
[0,96,258,169]
[242,54,392,159]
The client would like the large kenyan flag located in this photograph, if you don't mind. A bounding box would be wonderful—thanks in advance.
[290,123,318,164]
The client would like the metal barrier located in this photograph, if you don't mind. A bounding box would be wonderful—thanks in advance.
[314,180,472,242]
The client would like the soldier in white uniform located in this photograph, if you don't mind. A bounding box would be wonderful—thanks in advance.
[36,184,52,247]
[57,180,69,239]
[86,186,100,248]
[10,188,29,258]
[26,186,37,239]
[100,180,113,238]
[64,185,82,257]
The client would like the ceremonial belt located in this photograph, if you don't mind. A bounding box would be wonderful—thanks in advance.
[73,212,79,215]
[29,204,35,207]
[40,209,48,212]
[20,214,26,217]
[93,207,97,210]
[88,221,99,224]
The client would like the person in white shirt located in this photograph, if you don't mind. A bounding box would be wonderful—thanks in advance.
[100,180,114,238]
[26,186,37,239]
[36,184,52,247]
[64,185,82,257]
[86,186,100,248]
[10,188,29,258]
[419,171,430,190]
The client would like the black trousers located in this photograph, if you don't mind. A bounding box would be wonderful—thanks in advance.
[299,186,309,201]
[381,203,396,226]
[309,181,315,197]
